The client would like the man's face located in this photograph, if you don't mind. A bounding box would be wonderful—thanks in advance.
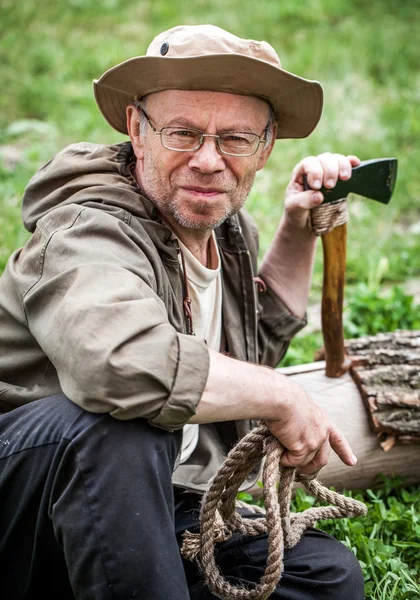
[128,90,274,234]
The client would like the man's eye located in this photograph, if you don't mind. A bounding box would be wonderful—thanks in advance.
[222,134,255,148]
[170,129,197,139]
[224,134,249,143]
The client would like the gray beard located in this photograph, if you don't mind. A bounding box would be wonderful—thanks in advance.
[165,199,236,231]
[137,158,256,231]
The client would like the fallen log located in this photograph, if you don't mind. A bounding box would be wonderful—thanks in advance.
[345,330,420,448]
[274,331,420,491]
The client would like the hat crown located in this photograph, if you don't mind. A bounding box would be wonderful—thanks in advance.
[147,24,282,68]
[93,24,323,139]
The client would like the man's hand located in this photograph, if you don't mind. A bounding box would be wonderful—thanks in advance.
[191,350,357,475]
[283,153,361,230]
[264,377,357,474]
[259,153,360,318]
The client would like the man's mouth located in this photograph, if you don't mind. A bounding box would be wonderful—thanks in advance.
[181,186,226,198]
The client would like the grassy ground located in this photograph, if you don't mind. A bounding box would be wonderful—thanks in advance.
[1,1,419,597]
[240,474,420,599]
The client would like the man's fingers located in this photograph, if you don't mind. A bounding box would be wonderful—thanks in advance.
[285,189,323,212]
[298,441,331,475]
[317,152,339,188]
[279,425,356,473]
[279,435,331,473]
[297,156,323,189]
[336,154,352,181]
[292,153,361,193]
[347,155,361,168]
[336,154,361,180]
[279,448,317,469]
[329,423,357,466]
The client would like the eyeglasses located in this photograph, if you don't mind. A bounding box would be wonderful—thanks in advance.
[140,109,268,157]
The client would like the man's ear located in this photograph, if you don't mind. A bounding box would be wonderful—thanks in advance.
[257,122,277,171]
[126,105,145,159]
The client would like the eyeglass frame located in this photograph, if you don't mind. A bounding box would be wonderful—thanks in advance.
[138,108,269,157]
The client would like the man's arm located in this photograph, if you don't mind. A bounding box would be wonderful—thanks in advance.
[21,206,209,428]
[259,153,361,318]
[188,349,357,474]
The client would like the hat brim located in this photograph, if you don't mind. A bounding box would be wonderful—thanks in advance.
[93,54,323,139]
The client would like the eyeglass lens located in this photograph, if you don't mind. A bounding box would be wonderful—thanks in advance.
[160,128,260,155]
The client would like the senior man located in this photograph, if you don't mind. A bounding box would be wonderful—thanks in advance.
[0,24,364,600]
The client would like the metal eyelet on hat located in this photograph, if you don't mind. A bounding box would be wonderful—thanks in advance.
[160,42,169,56]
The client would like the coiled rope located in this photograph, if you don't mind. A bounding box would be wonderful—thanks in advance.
[181,423,367,600]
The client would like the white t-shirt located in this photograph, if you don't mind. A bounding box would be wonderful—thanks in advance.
[176,232,222,464]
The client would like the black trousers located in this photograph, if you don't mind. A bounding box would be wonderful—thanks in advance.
[0,395,364,599]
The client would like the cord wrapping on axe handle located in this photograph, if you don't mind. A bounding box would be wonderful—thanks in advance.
[308,198,349,236]
[180,423,367,600]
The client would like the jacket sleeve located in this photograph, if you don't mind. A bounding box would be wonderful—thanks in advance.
[18,205,209,430]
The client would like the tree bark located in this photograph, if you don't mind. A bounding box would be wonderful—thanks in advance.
[345,330,420,447]
[273,360,420,490]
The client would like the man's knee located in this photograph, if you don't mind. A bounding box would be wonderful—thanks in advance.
[325,535,364,596]
[287,528,365,600]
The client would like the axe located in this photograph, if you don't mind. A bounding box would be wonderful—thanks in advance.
[304,158,398,378]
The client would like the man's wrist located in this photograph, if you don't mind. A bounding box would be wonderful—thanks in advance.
[190,351,288,425]
[279,213,317,243]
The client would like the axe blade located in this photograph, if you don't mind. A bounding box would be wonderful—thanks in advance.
[306,158,398,204]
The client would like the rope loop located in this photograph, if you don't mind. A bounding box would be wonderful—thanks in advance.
[181,423,367,600]
[308,198,349,236]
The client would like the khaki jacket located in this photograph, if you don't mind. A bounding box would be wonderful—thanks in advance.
[0,142,306,491]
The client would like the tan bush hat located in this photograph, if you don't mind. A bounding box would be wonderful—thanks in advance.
[93,24,323,139]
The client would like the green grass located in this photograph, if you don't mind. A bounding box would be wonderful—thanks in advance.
[314,477,420,600]
[1,2,419,597]
[241,475,420,599]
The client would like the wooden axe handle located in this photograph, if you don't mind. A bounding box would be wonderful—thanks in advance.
[321,223,351,377]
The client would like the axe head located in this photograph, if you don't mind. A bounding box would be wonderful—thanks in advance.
[305,158,398,204]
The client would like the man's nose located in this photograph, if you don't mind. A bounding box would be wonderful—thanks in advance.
[187,137,226,173]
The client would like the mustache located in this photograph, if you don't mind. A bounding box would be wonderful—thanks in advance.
[172,173,236,192]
